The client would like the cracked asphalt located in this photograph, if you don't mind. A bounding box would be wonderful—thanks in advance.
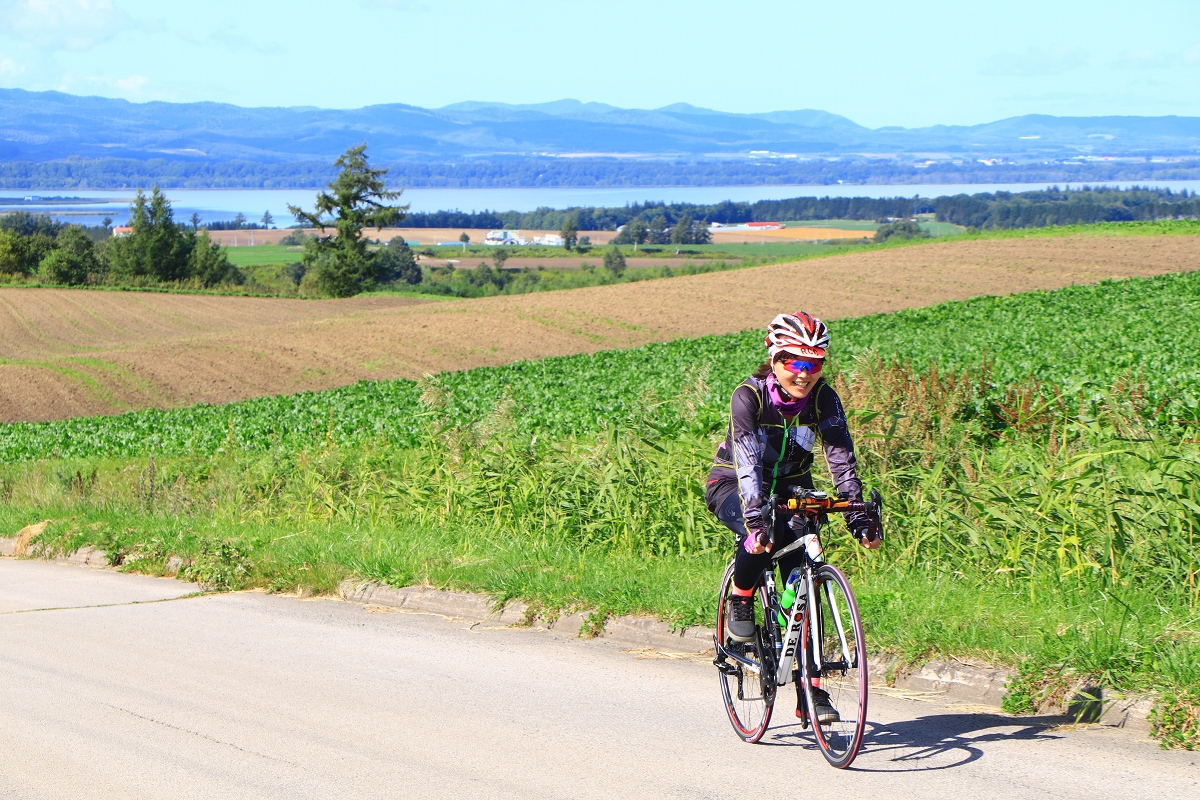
[1,559,1196,799]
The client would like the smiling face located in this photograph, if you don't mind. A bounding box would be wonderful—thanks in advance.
[772,353,824,399]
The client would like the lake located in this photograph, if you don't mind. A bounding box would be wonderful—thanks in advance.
[5,180,1200,227]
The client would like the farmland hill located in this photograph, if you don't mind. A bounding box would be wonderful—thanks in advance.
[0,232,1195,423]
[3,88,1200,187]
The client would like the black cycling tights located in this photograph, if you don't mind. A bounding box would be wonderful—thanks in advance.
[712,486,806,592]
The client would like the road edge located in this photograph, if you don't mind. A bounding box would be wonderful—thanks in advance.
[0,534,1154,736]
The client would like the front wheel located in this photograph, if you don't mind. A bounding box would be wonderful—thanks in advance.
[802,564,868,768]
[715,560,775,742]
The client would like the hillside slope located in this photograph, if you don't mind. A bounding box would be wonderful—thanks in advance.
[1,234,1197,422]
[4,88,1200,162]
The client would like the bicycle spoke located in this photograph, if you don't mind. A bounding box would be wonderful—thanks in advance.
[805,565,868,769]
[716,561,774,743]
[823,580,853,669]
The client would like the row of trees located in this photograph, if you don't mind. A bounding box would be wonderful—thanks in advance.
[610,214,711,245]
[202,211,274,230]
[0,189,242,287]
[5,155,1200,190]
[396,186,1200,234]
[931,187,1200,228]
[398,196,937,231]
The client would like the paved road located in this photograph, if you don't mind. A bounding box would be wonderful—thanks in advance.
[1,559,1196,799]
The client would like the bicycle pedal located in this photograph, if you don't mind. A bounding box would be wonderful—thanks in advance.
[714,659,740,676]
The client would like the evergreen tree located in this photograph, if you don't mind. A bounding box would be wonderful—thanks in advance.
[560,216,579,251]
[287,144,407,297]
[188,231,242,286]
[647,214,669,245]
[108,187,191,281]
[670,214,695,244]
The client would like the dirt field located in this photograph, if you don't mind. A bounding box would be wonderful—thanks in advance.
[421,257,709,270]
[205,228,623,247]
[708,227,871,243]
[206,226,863,248]
[2,234,1197,422]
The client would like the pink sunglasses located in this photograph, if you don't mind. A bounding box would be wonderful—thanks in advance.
[780,358,824,375]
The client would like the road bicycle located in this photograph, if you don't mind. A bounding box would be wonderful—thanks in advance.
[713,487,881,768]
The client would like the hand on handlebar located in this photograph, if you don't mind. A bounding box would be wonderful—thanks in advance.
[743,529,772,555]
[852,520,883,550]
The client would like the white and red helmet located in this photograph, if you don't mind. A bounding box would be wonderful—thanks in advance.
[765,311,829,359]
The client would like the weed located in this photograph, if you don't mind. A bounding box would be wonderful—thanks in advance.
[178,538,251,591]
[581,611,610,639]
[1150,690,1200,750]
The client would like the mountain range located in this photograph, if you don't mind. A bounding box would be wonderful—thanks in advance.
[4,88,1200,165]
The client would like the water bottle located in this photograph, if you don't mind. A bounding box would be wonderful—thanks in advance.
[776,568,806,627]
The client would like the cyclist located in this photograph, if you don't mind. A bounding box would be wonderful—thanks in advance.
[705,311,881,723]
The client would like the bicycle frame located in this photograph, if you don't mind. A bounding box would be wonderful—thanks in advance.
[765,517,825,689]
[715,489,877,692]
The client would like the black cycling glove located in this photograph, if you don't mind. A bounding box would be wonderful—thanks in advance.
[851,517,882,544]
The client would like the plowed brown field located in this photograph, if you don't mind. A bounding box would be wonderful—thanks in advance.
[3,234,1197,423]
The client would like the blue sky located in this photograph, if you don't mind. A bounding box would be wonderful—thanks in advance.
[0,0,1197,128]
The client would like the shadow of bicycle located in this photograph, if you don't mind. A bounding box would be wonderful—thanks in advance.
[759,711,1064,772]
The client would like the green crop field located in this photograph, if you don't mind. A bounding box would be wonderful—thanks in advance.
[223,244,304,267]
[779,219,965,237]
[4,268,1199,744]
[5,270,1197,462]
[782,219,880,231]
[920,221,965,236]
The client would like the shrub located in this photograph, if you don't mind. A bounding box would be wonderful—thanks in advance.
[603,246,626,277]
[37,226,101,285]
[874,220,929,243]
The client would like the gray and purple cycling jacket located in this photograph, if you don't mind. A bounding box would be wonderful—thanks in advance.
[705,373,866,537]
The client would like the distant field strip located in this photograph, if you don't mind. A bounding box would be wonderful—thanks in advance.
[3,269,1198,462]
[709,226,871,241]
[0,232,1196,422]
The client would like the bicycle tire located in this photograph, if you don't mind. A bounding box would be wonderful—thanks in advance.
[715,560,775,742]
[801,564,868,768]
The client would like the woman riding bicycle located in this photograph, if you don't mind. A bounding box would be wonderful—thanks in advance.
[705,311,881,722]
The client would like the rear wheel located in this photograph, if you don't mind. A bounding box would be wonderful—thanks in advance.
[802,564,867,768]
[715,561,775,742]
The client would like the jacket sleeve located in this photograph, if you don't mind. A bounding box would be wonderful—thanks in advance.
[729,383,768,534]
[816,384,866,524]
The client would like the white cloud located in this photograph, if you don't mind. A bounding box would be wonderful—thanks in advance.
[0,0,129,51]
[979,47,1088,78]
[114,73,146,92]
[83,72,148,96]
[0,53,23,77]
[1185,43,1200,65]
[1113,48,1170,70]
[356,0,430,10]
